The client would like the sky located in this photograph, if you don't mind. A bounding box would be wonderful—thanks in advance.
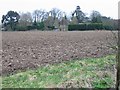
[0,0,119,22]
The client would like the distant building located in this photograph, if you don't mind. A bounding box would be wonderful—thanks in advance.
[59,17,69,31]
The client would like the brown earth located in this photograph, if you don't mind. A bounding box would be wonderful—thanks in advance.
[1,31,117,75]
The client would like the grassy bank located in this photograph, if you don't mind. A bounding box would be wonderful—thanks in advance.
[2,55,116,88]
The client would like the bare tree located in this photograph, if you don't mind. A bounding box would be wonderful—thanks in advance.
[42,12,52,29]
[42,12,49,21]
[32,9,46,22]
[59,12,68,25]
[49,8,62,20]
[90,10,102,23]
[19,12,33,26]
[49,8,63,28]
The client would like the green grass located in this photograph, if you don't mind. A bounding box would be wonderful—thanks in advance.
[2,55,116,88]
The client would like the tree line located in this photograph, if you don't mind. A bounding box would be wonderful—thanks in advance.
[1,6,118,31]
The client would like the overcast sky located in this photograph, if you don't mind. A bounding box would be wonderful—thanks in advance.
[0,0,119,22]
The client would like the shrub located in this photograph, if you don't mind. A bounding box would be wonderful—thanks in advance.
[68,23,103,31]
[47,26,55,30]
[15,26,28,31]
[103,25,113,30]
[37,22,45,30]
[27,26,35,30]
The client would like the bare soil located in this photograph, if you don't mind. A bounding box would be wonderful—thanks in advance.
[1,31,117,75]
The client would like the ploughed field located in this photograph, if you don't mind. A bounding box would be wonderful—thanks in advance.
[1,31,117,75]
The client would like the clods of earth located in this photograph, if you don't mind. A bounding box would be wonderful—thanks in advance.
[1,31,117,75]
